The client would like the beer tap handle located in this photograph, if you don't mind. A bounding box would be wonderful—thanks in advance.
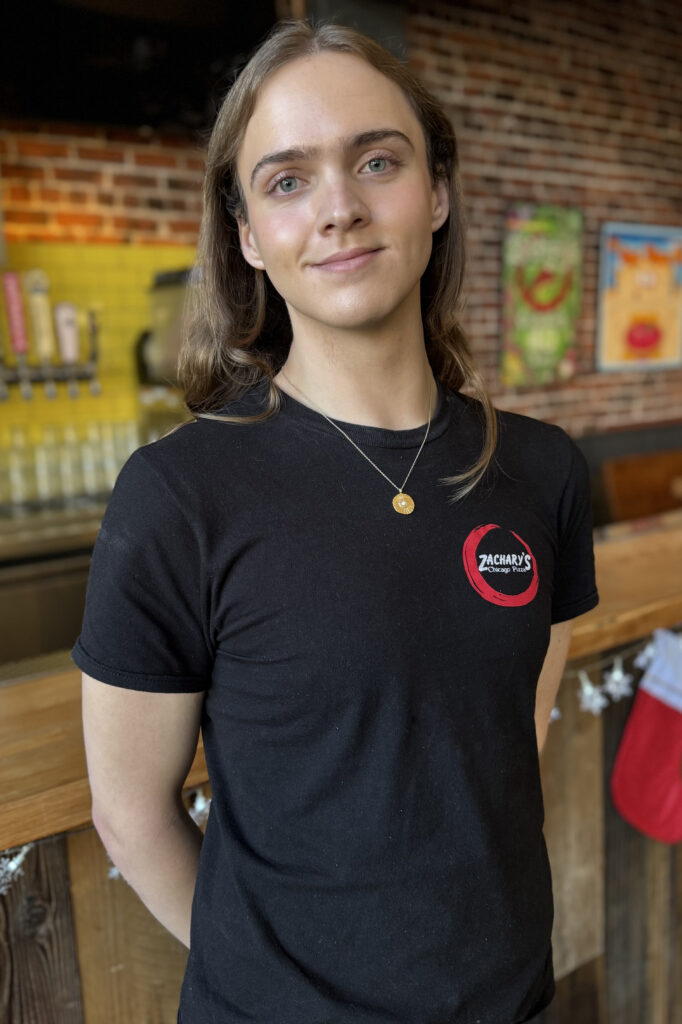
[0,321,10,401]
[24,269,58,399]
[87,308,102,396]
[2,271,33,399]
[54,301,80,398]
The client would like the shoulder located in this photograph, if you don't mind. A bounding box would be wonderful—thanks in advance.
[450,390,587,503]
[452,390,578,465]
[110,382,277,518]
[496,406,576,461]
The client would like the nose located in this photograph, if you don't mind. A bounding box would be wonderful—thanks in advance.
[314,173,371,234]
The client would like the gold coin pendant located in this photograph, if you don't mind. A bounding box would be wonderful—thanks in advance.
[392,492,415,515]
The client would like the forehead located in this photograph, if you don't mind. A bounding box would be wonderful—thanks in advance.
[238,51,425,177]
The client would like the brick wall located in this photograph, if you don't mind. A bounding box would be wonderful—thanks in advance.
[408,0,682,435]
[2,0,682,438]
[0,121,204,247]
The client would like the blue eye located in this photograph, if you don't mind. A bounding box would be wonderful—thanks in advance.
[367,157,388,172]
[276,176,298,193]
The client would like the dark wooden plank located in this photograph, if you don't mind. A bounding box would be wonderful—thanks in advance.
[644,839,674,1024]
[541,655,604,980]
[603,662,648,1024]
[0,835,84,1023]
[671,839,682,1024]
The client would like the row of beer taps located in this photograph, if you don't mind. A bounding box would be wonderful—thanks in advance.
[1,269,101,401]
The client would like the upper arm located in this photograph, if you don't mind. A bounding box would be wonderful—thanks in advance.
[82,672,206,842]
[534,618,574,744]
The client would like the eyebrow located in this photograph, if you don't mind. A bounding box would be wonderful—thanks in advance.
[249,129,415,188]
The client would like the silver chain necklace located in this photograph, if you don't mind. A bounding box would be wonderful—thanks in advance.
[278,370,435,515]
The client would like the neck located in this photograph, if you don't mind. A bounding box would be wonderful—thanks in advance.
[274,311,437,431]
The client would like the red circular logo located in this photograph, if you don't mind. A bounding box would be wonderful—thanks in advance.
[462,523,539,607]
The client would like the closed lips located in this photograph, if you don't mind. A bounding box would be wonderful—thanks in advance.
[314,248,380,265]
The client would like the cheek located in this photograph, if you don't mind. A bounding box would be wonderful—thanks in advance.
[402,183,436,234]
[251,205,310,270]
[377,184,435,267]
[379,179,433,230]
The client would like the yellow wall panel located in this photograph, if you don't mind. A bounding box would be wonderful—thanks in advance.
[1,241,196,439]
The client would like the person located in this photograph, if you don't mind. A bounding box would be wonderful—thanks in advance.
[72,18,599,1024]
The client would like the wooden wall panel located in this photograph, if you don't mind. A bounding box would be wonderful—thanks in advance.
[541,656,605,979]
[602,684,682,1024]
[66,825,189,1024]
[0,835,83,1023]
[673,842,682,1024]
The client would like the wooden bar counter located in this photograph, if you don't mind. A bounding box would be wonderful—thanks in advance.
[1,508,681,1024]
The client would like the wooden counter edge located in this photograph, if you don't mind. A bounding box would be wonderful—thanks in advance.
[0,743,209,852]
[569,595,682,658]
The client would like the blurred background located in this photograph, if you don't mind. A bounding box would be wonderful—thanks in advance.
[0,2,681,1023]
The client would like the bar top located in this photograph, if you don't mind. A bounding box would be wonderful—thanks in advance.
[1,508,681,851]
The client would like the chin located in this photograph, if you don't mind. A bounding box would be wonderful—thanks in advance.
[304,294,411,329]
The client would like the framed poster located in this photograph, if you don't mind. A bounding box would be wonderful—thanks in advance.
[597,222,682,370]
[501,205,582,387]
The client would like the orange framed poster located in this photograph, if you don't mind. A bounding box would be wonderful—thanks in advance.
[597,222,682,370]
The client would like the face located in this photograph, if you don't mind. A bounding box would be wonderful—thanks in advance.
[235,51,449,338]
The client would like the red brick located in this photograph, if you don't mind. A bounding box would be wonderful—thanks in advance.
[112,173,157,188]
[16,140,69,158]
[168,219,201,234]
[4,209,49,223]
[168,177,201,191]
[146,197,186,211]
[78,146,126,162]
[55,212,103,227]
[53,168,102,183]
[134,152,178,168]
[1,163,44,179]
[113,216,157,230]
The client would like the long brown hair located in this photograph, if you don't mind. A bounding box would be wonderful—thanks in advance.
[176,18,498,502]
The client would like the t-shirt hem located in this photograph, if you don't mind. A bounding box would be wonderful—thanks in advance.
[551,588,599,624]
[71,639,208,693]
[520,976,556,1021]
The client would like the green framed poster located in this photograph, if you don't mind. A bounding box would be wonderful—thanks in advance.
[501,205,583,387]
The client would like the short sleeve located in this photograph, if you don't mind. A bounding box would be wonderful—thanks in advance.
[551,436,600,624]
[71,447,213,692]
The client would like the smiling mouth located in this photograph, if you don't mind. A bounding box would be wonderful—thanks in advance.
[312,249,382,272]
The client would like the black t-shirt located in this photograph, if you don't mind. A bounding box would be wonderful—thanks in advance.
[72,378,599,1024]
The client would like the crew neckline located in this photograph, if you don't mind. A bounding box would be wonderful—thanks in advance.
[277,377,455,449]
[204,377,462,449]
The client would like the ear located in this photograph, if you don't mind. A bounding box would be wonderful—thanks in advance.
[237,215,266,271]
[431,175,450,233]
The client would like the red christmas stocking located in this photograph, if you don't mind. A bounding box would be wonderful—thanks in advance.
[610,628,682,844]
